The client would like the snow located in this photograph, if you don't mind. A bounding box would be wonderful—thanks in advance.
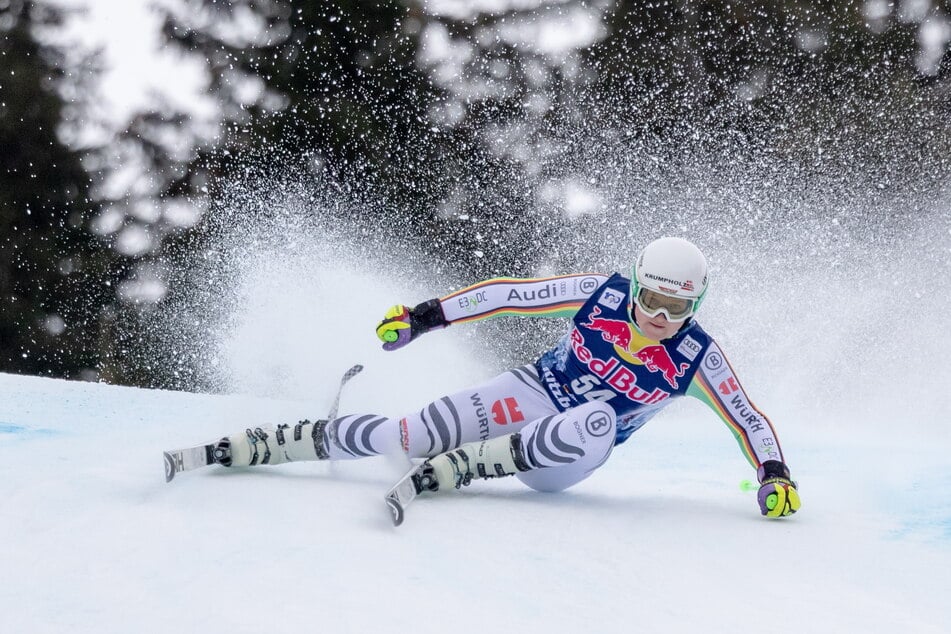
[917,13,951,75]
[864,0,893,22]
[2,307,950,632]
[495,5,605,59]
[114,224,154,258]
[899,0,933,23]
[426,0,575,21]
[5,193,951,631]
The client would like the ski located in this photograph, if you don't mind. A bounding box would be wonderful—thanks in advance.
[384,465,421,527]
[164,443,218,483]
[384,462,437,527]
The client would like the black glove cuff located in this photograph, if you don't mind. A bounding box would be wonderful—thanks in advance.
[411,299,449,333]
[758,459,791,483]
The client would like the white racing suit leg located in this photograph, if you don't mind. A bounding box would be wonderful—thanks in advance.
[326,364,560,460]
[396,364,559,459]
[514,401,616,492]
[219,365,558,466]
[220,364,617,492]
[425,400,618,493]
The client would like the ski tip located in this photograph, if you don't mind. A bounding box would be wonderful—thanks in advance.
[385,495,404,527]
[163,451,176,483]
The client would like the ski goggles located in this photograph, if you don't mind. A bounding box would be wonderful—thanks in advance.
[632,285,698,322]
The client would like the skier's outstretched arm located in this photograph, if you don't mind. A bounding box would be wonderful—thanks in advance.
[376,273,609,351]
[685,340,801,518]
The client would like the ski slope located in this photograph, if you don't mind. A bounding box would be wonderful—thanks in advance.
[3,217,951,633]
[1,366,949,633]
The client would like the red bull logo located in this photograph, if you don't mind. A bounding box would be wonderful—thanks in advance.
[580,307,688,390]
[581,306,633,349]
[633,345,689,390]
[569,329,669,405]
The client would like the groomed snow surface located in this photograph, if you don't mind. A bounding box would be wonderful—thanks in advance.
[2,244,950,634]
[2,363,949,632]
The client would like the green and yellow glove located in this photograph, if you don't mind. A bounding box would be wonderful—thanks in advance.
[376,299,448,351]
[756,460,800,518]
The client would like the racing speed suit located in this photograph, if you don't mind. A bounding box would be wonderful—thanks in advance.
[321,273,785,492]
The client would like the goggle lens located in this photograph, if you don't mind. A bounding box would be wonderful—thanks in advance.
[635,287,695,321]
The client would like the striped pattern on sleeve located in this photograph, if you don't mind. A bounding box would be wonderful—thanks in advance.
[439,274,610,324]
[685,340,785,469]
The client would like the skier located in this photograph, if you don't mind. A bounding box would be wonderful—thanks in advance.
[209,237,800,519]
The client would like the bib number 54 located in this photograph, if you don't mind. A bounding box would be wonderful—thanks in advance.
[570,375,615,403]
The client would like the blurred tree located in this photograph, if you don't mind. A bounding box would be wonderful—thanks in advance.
[102,0,446,387]
[116,0,951,386]
[405,1,606,280]
[150,0,440,230]
[128,1,612,384]
[0,0,111,380]
[588,0,950,157]
[0,0,947,386]
[148,1,598,286]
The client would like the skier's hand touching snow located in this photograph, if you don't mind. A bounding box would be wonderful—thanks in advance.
[756,460,800,518]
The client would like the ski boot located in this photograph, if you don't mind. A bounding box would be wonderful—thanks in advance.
[213,420,330,467]
[425,433,532,490]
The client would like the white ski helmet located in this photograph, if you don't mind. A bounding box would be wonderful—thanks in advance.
[631,237,709,322]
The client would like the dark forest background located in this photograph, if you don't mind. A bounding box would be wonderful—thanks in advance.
[1,0,949,387]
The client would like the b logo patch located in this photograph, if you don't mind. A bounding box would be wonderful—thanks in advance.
[585,411,612,437]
